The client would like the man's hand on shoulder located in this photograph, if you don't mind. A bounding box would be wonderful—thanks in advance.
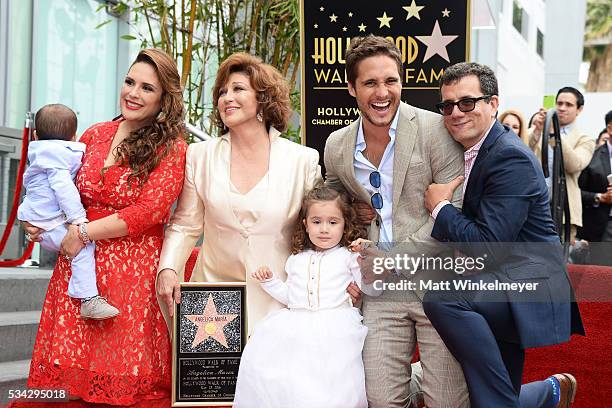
[425,176,464,213]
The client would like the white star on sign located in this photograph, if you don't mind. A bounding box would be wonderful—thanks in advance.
[377,12,393,28]
[442,8,451,17]
[330,13,338,22]
[403,0,424,20]
[416,20,458,62]
[358,23,367,32]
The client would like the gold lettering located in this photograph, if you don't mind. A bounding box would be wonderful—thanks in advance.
[312,38,324,64]
[338,37,349,64]
[407,37,418,64]
[331,69,343,83]
[431,68,444,82]
[416,69,428,83]
[396,36,407,63]
[405,68,415,83]
[314,69,331,83]
[325,37,337,65]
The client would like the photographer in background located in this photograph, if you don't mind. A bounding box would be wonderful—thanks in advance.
[577,110,612,266]
[528,87,595,244]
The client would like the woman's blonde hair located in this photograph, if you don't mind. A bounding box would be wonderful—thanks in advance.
[499,109,528,145]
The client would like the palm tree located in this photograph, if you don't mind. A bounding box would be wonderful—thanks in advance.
[584,0,612,91]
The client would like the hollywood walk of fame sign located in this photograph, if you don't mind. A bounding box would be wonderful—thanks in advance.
[299,0,471,169]
[172,282,246,406]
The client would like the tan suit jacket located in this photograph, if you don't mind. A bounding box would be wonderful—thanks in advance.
[528,125,595,227]
[324,102,469,407]
[158,128,322,333]
[324,102,464,292]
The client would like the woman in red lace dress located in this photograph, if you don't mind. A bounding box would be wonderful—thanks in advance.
[24,49,187,405]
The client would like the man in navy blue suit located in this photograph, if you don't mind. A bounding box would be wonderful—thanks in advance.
[422,62,584,408]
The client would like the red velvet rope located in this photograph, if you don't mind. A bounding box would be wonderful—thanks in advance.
[0,123,34,267]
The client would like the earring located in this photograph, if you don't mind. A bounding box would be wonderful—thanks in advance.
[156,111,165,121]
[257,112,263,123]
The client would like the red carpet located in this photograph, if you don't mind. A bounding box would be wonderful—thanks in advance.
[522,264,612,408]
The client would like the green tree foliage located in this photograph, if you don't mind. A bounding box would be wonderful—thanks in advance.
[584,0,612,91]
[99,0,301,138]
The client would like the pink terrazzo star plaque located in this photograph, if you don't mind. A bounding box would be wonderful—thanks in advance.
[185,293,239,348]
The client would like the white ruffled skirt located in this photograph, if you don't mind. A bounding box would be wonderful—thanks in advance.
[233,306,368,408]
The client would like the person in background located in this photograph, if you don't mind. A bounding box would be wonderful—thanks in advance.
[500,109,529,145]
[596,128,609,147]
[577,110,612,266]
[528,87,595,244]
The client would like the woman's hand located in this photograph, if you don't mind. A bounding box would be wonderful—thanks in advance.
[251,266,273,282]
[156,269,181,317]
[21,221,43,242]
[346,282,362,307]
[60,224,85,259]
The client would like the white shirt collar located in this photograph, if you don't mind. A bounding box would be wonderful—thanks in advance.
[560,123,573,136]
[308,245,342,255]
[355,107,400,150]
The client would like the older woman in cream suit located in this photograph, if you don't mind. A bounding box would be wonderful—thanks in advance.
[156,53,321,333]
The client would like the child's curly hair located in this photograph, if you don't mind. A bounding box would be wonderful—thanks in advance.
[291,187,367,254]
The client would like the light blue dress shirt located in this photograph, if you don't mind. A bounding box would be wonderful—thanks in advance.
[353,109,400,249]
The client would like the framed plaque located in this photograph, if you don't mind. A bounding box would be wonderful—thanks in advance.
[172,282,247,406]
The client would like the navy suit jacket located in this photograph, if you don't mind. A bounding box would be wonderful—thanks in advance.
[432,120,584,348]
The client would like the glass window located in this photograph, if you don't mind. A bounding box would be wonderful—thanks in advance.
[32,0,122,136]
[521,9,530,41]
[3,1,33,129]
[512,1,522,33]
[537,28,544,57]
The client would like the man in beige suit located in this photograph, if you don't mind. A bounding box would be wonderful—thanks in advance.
[324,35,468,408]
[528,87,595,243]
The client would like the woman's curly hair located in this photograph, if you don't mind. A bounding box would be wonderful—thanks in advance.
[114,48,186,185]
[291,187,367,254]
[211,52,291,134]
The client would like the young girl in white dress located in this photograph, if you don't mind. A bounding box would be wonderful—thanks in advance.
[233,186,379,408]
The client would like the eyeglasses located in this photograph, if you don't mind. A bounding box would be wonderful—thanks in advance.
[369,171,383,210]
[435,95,492,116]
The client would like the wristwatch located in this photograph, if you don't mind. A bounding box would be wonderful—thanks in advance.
[594,193,602,205]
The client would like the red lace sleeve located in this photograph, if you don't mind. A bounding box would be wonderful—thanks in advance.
[117,139,187,236]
